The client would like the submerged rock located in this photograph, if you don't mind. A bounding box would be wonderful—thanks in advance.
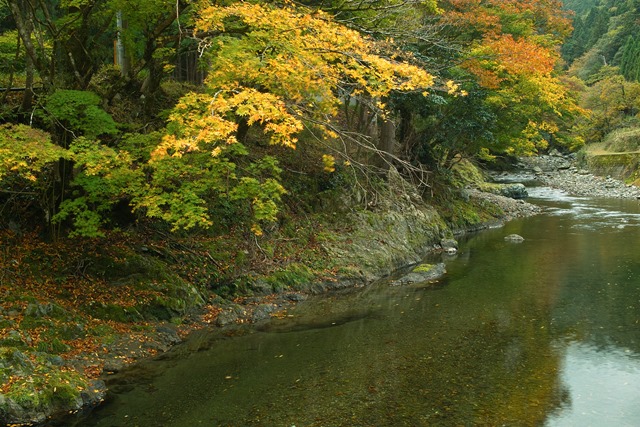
[504,234,524,242]
[80,380,107,408]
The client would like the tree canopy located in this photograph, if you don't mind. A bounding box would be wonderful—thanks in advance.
[0,0,582,238]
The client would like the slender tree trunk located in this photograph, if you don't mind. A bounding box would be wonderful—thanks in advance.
[116,11,129,75]
[8,0,50,87]
[377,115,396,170]
[21,54,35,112]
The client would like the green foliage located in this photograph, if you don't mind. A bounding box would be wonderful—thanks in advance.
[406,85,497,169]
[564,0,640,79]
[130,142,287,234]
[601,127,640,152]
[580,75,640,143]
[229,156,287,235]
[0,124,67,182]
[0,0,593,239]
[108,0,179,61]
[0,30,23,75]
[40,90,118,139]
[562,0,599,16]
[620,35,640,82]
[53,137,143,237]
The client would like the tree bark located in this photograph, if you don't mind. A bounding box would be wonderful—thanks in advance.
[8,0,50,87]
[21,54,35,112]
[377,115,396,170]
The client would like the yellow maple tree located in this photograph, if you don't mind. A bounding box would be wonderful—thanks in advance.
[156,1,434,158]
[141,1,434,233]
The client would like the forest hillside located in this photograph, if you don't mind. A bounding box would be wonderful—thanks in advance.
[561,0,640,180]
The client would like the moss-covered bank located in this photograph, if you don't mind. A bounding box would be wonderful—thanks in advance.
[580,152,640,185]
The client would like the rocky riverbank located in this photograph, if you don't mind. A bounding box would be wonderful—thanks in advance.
[517,153,640,199]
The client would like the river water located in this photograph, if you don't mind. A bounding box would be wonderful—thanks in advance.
[70,187,640,426]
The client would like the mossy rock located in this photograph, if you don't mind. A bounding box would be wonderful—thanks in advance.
[0,330,28,348]
[412,263,435,273]
[477,182,528,199]
[0,351,88,426]
[87,251,178,285]
[24,302,69,319]
[83,302,143,323]
[452,159,486,188]
[35,338,70,354]
[391,263,447,286]
[144,279,206,317]
[264,263,316,292]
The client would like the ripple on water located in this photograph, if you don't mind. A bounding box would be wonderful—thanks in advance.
[527,186,579,201]
[527,187,640,230]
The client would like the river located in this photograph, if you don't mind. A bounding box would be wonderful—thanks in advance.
[67,186,640,426]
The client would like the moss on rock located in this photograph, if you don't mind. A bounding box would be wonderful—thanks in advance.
[412,263,435,273]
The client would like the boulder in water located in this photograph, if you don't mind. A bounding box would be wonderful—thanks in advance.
[390,263,446,286]
[440,238,458,253]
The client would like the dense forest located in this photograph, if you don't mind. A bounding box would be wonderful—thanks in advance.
[1,0,640,423]
[1,1,638,240]
[1,0,582,239]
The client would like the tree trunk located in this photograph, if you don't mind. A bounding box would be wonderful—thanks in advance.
[377,115,396,170]
[8,0,50,87]
[20,54,34,112]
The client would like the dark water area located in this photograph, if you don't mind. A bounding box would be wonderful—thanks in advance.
[69,187,640,426]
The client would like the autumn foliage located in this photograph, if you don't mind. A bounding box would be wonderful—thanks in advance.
[0,0,581,235]
[430,0,581,157]
[126,2,434,234]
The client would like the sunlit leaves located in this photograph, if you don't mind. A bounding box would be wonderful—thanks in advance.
[189,1,433,141]
[0,124,67,182]
[149,1,434,233]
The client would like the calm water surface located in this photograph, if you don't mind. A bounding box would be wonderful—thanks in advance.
[71,187,640,426]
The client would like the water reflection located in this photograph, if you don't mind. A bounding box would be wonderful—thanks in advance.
[546,342,640,427]
[67,190,640,427]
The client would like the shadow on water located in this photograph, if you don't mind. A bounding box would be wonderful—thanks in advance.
[63,188,640,427]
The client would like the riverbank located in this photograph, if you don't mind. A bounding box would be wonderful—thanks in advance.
[0,170,542,426]
[518,153,640,199]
